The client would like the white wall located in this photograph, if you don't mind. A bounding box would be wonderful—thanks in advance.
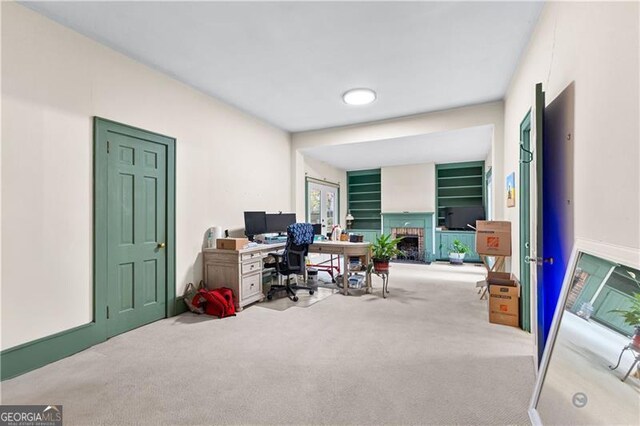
[1,3,292,350]
[381,163,435,213]
[292,102,505,224]
[502,2,640,279]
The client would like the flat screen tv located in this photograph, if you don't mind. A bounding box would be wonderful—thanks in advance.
[444,206,485,230]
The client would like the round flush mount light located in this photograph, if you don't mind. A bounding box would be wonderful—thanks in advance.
[342,88,376,106]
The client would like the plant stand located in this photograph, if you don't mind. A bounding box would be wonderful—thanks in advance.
[609,343,640,381]
[373,270,390,298]
[477,255,507,300]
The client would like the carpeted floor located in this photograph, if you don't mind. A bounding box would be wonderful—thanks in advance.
[0,262,535,425]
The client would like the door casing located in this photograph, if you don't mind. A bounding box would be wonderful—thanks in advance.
[519,110,532,332]
[94,117,176,337]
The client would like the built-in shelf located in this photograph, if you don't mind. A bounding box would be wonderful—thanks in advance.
[347,169,381,231]
[438,184,483,189]
[437,175,483,180]
[348,182,381,187]
[438,195,483,199]
[436,161,485,227]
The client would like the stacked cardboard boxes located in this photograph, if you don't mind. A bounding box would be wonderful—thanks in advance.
[475,221,520,328]
[487,272,520,327]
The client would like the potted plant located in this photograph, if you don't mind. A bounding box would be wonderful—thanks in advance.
[610,292,640,349]
[449,239,470,265]
[370,234,404,273]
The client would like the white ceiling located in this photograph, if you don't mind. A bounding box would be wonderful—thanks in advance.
[23,1,543,132]
[302,125,493,170]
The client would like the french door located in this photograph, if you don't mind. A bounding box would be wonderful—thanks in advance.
[307,179,339,237]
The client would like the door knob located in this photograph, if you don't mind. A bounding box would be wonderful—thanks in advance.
[157,242,166,249]
[525,255,554,265]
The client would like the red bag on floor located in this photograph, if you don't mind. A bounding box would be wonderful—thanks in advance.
[192,287,237,318]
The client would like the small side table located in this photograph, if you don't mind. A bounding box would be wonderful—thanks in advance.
[609,343,640,381]
[373,270,389,298]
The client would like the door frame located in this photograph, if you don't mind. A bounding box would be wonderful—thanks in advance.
[305,176,340,228]
[484,167,493,220]
[94,117,177,335]
[519,110,532,332]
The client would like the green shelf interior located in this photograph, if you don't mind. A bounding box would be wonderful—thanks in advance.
[347,169,381,231]
[436,162,485,227]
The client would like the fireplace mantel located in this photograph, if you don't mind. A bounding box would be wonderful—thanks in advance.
[381,212,435,259]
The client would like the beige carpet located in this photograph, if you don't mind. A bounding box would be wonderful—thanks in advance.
[0,262,536,425]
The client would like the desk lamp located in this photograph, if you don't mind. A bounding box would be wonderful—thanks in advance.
[345,211,354,230]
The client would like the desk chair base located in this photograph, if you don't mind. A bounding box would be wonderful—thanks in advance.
[267,275,315,302]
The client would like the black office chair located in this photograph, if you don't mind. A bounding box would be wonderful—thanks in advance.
[266,223,315,302]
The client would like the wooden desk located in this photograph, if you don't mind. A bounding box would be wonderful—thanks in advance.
[308,240,372,295]
[203,242,285,310]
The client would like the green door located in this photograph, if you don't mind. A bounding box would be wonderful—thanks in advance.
[107,132,168,337]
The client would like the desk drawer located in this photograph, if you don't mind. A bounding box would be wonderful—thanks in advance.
[242,273,261,298]
[241,252,263,262]
[241,259,262,275]
[311,245,343,255]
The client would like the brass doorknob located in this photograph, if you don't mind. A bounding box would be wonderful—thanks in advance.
[157,242,166,249]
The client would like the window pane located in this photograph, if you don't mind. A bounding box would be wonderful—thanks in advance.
[309,188,321,224]
[325,191,335,228]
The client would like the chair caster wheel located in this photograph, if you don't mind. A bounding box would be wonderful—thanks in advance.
[309,290,314,295]
[267,294,273,300]
[293,296,299,302]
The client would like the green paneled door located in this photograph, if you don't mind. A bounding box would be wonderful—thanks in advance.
[592,288,635,336]
[107,132,167,338]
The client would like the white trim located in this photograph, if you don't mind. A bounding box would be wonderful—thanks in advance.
[306,176,339,188]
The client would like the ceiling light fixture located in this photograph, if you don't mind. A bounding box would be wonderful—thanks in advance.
[342,88,376,106]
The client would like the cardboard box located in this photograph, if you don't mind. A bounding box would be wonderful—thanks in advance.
[488,277,520,328]
[476,221,512,256]
[487,271,517,286]
[216,238,249,250]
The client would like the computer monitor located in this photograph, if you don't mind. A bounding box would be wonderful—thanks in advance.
[312,223,322,236]
[265,213,296,234]
[244,211,267,238]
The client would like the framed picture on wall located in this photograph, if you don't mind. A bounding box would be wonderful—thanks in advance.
[506,172,515,207]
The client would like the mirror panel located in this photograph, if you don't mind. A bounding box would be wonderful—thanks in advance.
[534,251,640,425]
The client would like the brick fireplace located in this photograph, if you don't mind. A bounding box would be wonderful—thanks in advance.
[391,227,425,262]
[382,212,434,263]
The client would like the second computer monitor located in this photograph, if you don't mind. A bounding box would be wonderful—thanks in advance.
[265,213,296,234]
